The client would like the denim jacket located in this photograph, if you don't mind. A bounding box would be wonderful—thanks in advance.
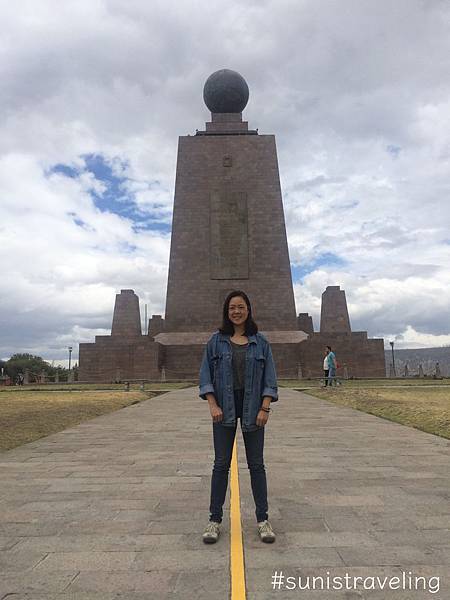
[199,331,278,432]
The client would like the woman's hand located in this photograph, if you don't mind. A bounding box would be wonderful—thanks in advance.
[206,393,223,423]
[256,409,269,427]
[209,404,224,423]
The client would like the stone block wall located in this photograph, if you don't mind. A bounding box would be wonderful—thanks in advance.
[79,337,160,382]
[299,332,386,378]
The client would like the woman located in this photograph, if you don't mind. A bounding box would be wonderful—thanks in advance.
[199,290,278,544]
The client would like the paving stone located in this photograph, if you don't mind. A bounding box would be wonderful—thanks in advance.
[323,514,418,532]
[369,528,450,547]
[58,520,144,535]
[246,547,345,568]
[33,551,138,572]
[0,548,48,571]
[0,520,66,537]
[337,545,446,566]
[0,537,21,550]
[63,569,177,594]
[146,519,209,534]
[428,545,450,564]
[415,514,450,529]
[284,531,380,548]
[13,533,188,552]
[131,548,226,571]
[0,595,58,600]
[0,571,76,596]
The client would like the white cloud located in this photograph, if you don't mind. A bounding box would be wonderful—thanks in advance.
[1,0,449,359]
[0,151,169,360]
[394,326,450,349]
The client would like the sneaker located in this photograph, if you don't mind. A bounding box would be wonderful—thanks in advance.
[203,521,221,544]
[257,519,276,543]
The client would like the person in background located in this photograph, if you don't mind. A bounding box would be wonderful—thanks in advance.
[322,348,329,387]
[326,345,337,387]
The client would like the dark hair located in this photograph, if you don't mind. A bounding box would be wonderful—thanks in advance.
[219,290,258,336]
[326,345,332,351]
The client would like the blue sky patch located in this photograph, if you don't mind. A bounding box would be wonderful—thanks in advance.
[49,154,170,232]
[386,144,401,157]
[132,221,171,234]
[291,252,347,282]
[67,211,93,231]
[83,154,131,212]
[51,163,79,178]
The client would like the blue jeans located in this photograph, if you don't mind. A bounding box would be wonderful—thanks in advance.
[328,366,336,386]
[209,389,268,523]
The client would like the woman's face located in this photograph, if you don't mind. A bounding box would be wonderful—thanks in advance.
[228,296,249,328]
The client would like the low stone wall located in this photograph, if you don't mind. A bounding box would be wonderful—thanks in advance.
[79,337,160,382]
[299,332,386,378]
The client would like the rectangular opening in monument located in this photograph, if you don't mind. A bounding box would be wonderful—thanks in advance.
[209,190,249,280]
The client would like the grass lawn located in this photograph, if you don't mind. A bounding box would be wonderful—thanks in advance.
[5,381,194,392]
[279,378,450,388]
[0,388,166,452]
[302,384,450,440]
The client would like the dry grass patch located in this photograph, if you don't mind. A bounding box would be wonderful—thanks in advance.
[9,381,193,392]
[306,386,450,439]
[0,390,157,452]
[279,378,450,388]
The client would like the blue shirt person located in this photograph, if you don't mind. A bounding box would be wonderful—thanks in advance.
[326,345,337,386]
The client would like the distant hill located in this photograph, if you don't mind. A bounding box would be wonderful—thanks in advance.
[385,347,450,377]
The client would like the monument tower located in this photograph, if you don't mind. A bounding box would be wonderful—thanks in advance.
[164,69,297,332]
[158,69,305,377]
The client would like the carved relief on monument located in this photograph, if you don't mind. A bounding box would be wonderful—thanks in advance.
[210,189,249,280]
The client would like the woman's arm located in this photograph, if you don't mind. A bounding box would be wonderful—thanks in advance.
[199,338,223,422]
[256,341,278,427]
[262,341,278,402]
[199,340,215,399]
[261,396,272,409]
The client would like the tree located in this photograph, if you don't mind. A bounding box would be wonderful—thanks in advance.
[5,354,74,383]
[6,354,52,382]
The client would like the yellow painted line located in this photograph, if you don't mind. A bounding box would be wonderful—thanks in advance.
[230,436,246,600]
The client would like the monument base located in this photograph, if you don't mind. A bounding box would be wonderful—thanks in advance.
[299,332,386,378]
[79,336,160,382]
[79,330,308,382]
[78,286,386,382]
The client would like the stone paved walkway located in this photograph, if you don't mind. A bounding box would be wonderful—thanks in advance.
[1,388,449,599]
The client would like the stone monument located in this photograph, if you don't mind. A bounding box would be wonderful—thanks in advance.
[79,289,160,382]
[320,285,351,333]
[79,69,306,381]
[79,70,385,381]
[165,69,297,333]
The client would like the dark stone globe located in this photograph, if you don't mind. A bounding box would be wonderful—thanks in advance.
[203,69,249,113]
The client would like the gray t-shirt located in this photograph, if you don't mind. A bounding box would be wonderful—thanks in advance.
[230,340,248,390]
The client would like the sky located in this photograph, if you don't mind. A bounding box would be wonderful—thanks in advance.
[1,0,450,363]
